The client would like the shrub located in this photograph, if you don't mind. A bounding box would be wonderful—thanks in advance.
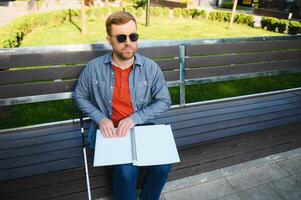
[136,7,144,17]
[150,7,163,16]
[124,6,136,16]
[277,19,288,33]
[216,11,228,22]
[162,7,170,16]
[208,11,218,21]
[221,2,233,9]
[191,9,199,19]
[173,8,182,18]
[261,17,269,29]
[199,10,207,19]
[182,8,192,18]
[288,21,301,35]
[266,17,279,32]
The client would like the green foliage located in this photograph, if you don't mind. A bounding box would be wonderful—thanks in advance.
[261,17,270,29]
[261,17,290,33]
[233,13,253,26]
[124,6,136,16]
[208,11,218,21]
[136,7,144,17]
[173,8,182,18]
[221,2,233,9]
[199,10,207,18]
[0,10,68,48]
[162,7,170,16]
[150,7,163,17]
[182,8,191,18]
[288,21,301,35]
[216,11,229,22]
[134,0,147,8]
[266,17,279,32]
[277,19,288,33]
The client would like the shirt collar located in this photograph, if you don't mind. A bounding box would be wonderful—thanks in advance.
[103,52,143,68]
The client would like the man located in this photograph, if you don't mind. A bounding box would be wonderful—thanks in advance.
[73,11,172,200]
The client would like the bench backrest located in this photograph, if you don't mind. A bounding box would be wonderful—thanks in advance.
[1,36,301,106]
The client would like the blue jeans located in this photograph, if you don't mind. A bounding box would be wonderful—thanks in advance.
[112,164,171,200]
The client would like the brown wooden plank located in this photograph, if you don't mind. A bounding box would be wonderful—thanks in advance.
[0,65,84,85]
[0,50,110,69]
[185,59,301,80]
[175,114,301,147]
[138,46,179,58]
[186,40,301,56]
[0,80,77,99]
[155,59,179,71]
[186,50,301,68]
[163,70,179,82]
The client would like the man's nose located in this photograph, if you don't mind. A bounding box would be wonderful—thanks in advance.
[124,36,131,44]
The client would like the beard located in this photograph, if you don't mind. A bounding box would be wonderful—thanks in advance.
[114,45,137,61]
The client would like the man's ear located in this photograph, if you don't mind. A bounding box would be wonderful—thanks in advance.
[106,36,112,46]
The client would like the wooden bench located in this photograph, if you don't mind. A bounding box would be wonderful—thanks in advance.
[1,36,301,199]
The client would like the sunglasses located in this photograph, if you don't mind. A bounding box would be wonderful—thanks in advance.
[112,33,139,43]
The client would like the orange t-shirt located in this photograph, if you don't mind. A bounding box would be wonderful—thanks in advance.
[111,65,134,127]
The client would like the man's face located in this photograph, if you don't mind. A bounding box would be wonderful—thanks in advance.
[107,20,138,61]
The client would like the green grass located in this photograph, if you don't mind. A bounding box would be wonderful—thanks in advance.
[1,73,301,130]
[20,16,284,47]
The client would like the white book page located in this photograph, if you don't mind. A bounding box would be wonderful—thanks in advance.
[93,129,133,167]
[133,125,180,166]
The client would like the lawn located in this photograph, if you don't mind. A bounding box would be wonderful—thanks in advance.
[20,16,284,47]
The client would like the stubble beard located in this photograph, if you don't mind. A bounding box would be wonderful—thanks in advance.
[115,45,137,61]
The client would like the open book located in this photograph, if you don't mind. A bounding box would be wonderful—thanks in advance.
[93,124,180,166]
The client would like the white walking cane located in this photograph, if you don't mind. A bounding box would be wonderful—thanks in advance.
[80,117,92,200]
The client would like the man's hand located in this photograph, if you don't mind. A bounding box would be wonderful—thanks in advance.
[99,118,116,138]
[116,117,134,137]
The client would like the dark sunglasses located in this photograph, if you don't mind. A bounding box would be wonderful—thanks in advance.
[112,33,139,43]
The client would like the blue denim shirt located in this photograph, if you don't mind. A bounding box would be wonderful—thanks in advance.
[73,52,172,148]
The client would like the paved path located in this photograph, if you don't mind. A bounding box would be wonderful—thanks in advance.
[161,147,301,200]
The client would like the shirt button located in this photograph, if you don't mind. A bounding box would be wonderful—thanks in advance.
[109,113,112,115]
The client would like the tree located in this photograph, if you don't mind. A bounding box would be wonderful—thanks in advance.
[81,0,87,35]
[229,0,238,29]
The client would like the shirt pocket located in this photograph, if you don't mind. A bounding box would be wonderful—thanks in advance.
[136,80,152,105]
[90,79,107,99]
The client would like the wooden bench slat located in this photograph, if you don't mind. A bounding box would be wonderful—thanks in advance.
[185,59,301,80]
[171,102,301,131]
[174,107,301,137]
[159,94,301,123]
[175,114,301,146]
[0,65,84,85]
[186,50,301,68]
[186,40,301,56]
[0,80,77,99]
[0,130,81,150]
[0,156,84,181]
[0,50,110,69]
[138,46,179,58]
[0,137,82,159]
[0,60,178,85]
[0,71,178,99]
